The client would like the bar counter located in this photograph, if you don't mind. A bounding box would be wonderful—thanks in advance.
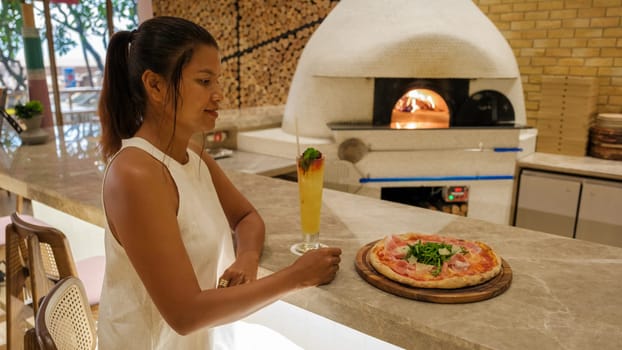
[1,124,621,349]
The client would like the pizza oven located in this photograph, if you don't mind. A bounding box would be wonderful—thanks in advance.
[237,0,537,225]
[280,0,528,138]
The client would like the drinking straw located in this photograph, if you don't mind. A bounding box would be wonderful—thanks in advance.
[295,115,301,156]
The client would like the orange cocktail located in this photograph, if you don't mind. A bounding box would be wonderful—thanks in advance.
[292,151,325,254]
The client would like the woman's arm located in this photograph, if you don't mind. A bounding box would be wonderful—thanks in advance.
[104,148,341,335]
[190,143,264,285]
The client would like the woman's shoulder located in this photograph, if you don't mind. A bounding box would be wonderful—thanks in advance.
[105,147,171,189]
[110,145,164,170]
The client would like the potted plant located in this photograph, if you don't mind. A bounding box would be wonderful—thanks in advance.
[13,100,44,131]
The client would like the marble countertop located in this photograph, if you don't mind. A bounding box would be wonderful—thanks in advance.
[517,152,622,181]
[2,124,622,349]
[216,150,295,177]
[211,104,284,132]
[0,122,295,225]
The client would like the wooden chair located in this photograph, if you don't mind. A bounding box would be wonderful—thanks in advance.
[33,276,97,350]
[0,212,45,285]
[0,211,46,325]
[0,194,26,262]
[5,213,42,349]
[6,213,105,349]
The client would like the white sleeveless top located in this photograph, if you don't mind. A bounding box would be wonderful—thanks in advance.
[97,137,236,349]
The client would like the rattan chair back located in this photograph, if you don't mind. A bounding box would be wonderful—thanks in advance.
[35,276,97,350]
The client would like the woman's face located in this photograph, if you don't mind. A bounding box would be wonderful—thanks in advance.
[173,44,223,134]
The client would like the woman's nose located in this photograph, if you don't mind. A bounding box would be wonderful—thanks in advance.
[212,83,224,102]
[212,91,222,102]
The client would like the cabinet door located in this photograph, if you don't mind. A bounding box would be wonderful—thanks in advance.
[575,179,622,247]
[515,170,581,238]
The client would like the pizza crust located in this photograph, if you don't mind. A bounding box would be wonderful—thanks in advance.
[369,234,502,289]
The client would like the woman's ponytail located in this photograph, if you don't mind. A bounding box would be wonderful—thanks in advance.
[98,30,140,162]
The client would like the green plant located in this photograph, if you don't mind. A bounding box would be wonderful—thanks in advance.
[13,100,43,120]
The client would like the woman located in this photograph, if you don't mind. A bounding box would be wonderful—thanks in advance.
[97,16,341,349]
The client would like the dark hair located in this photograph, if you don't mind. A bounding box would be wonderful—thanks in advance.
[98,16,219,161]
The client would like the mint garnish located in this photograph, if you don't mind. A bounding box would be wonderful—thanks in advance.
[300,147,322,172]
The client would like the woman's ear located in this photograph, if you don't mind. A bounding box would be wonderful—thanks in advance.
[142,70,166,103]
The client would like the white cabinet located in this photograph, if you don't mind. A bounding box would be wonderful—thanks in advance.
[575,179,622,247]
[514,169,622,247]
[515,170,582,238]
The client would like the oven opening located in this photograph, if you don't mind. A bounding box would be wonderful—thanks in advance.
[373,78,469,126]
[381,186,469,217]
[390,88,450,129]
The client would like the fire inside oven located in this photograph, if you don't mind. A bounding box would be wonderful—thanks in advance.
[390,88,449,129]
[381,186,469,217]
[373,78,515,127]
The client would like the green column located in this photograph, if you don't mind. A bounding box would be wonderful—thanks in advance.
[21,3,53,127]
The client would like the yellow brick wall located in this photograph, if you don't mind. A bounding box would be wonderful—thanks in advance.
[474,0,622,126]
[153,0,622,126]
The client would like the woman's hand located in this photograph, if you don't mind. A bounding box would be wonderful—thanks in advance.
[218,251,260,287]
[290,247,342,288]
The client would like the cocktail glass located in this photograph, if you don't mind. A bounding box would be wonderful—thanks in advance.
[291,155,326,255]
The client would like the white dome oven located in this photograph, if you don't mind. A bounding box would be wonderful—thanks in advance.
[237,0,537,225]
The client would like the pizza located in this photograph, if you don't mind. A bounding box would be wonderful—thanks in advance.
[368,233,502,289]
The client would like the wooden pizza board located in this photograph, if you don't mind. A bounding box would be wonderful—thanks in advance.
[354,240,512,304]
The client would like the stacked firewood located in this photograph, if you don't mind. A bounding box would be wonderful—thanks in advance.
[152,0,339,109]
